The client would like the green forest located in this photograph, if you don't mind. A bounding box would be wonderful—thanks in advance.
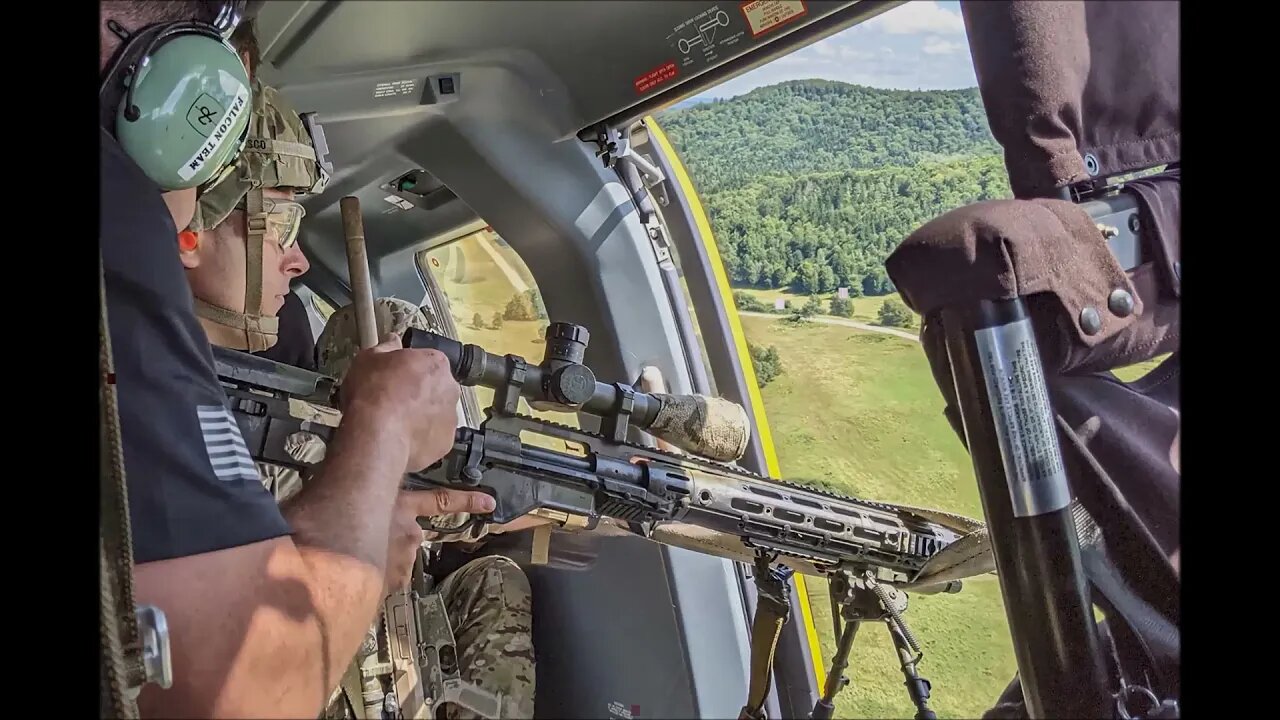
[657,80,1010,295]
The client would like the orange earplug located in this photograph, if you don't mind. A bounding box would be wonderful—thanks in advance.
[178,230,199,252]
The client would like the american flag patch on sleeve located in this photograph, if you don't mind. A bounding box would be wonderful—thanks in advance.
[197,404,260,483]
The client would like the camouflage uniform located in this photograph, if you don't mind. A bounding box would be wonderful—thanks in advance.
[316,297,536,718]
[435,556,536,719]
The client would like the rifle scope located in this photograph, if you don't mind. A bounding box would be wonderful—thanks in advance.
[402,323,664,429]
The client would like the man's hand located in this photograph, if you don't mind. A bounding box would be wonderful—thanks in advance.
[339,335,461,473]
[385,488,496,594]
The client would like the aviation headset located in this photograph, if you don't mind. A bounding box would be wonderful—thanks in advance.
[99,1,254,191]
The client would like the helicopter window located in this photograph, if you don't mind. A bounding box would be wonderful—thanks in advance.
[308,291,336,322]
[416,226,583,450]
[289,284,336,347]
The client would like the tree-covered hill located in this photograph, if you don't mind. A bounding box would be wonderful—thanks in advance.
[657,80,1011,294]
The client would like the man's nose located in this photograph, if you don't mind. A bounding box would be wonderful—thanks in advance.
[282,244,310,278]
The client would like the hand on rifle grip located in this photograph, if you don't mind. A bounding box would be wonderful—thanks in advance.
[387,487,495,592]
[338,335,462,474]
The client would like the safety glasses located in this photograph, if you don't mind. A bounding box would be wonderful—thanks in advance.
[237,196,307,249]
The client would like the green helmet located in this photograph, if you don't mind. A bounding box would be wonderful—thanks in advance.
[113,33,253,191]
[189,79,333,353]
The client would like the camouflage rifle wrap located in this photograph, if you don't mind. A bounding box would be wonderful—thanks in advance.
[646,392,749,462]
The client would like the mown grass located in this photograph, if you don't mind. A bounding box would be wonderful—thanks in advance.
[741,315,1015,719]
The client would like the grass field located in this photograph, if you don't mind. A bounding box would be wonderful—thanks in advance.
[740,315,1016,719]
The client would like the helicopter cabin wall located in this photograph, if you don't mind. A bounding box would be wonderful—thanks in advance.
[368,70,767,716]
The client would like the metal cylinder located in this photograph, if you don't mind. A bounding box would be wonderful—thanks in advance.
[939,298,1108,718]
[543,322,590,367]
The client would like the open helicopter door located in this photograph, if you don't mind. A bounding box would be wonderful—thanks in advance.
[612,117,831,719]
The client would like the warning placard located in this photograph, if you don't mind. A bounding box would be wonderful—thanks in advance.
[635,61,679,94]
[373,79,417,99]
[740,0,807,38]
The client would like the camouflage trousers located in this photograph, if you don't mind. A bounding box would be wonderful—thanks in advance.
[320,555,535,719]
[259,439,534,719]
[435,555,536,720]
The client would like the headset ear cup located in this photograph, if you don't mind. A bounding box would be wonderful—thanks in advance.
[113,29,252,191]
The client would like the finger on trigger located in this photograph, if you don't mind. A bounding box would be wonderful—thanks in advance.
[412,488,495,517]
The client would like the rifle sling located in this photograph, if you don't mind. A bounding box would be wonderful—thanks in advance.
[739,560,792,720]
[100,251,144,717]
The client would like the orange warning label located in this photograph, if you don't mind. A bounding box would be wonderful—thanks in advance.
[635,61,679,94]
[740,0,807,38]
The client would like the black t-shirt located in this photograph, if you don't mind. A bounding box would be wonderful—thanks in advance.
[101,127,292,564]
[254,291,318,371]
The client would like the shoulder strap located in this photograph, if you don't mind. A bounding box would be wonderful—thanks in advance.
[739,558,792,720]
[1072,502,1180,696]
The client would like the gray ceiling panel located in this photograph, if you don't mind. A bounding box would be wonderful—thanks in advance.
[255,0,886,139]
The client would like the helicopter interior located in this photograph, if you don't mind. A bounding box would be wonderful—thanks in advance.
[246,1,923,717]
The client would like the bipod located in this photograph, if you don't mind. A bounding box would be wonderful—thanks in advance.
[810,571,936,720]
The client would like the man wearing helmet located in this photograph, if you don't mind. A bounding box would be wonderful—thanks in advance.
[179,74,540,718]
[178,75,327,499]
[179,79,320,354]
[100,4,484,718]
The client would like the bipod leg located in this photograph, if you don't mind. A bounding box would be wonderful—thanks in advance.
[886,619,935,720]
[829,580,843,650]
[809,571,882,719]
[810,615,861,719]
